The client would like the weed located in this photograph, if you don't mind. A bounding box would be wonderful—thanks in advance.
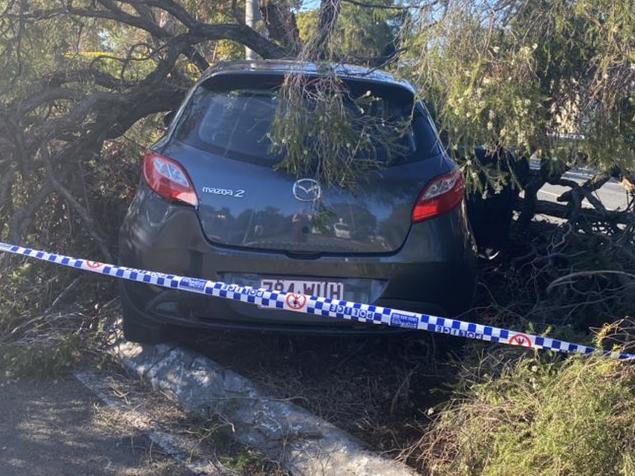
[0,252,114,381]
[183,414,287,475]
[407,353,635,476]
[220,450,286,476]
[0,333,85,379]
[184,414,235,453]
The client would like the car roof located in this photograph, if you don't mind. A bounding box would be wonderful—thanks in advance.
[200,60,415,94]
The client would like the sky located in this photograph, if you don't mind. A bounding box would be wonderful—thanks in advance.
[300,0,320,11]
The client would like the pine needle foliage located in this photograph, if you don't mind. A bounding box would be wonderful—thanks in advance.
[270,68,411,188]
[402,0,635,191]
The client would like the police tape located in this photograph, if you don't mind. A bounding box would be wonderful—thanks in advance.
[0,240,633,360]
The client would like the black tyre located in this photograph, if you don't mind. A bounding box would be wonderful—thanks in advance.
[120,286,166,344]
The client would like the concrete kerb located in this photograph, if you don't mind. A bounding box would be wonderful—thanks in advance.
[111,341,416,476]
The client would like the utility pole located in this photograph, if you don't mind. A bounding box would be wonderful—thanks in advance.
[245,0,260,60]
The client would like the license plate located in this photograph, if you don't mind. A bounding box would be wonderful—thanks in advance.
[260,279,344,300]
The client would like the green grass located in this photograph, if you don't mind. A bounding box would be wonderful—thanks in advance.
[185,415,286,475]
[220,450,278,475]
[0,334,85,380]
[417,355,635,476]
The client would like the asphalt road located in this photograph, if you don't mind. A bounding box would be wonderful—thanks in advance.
[538,170,631,211]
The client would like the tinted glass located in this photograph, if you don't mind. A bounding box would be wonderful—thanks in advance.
[174,74,443,165]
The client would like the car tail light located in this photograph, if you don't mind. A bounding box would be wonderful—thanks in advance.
[412,169,465,223]
[143,151,198,207]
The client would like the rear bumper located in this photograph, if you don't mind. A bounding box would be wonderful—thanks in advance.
[119,281,421,335]
[119,185,477,334]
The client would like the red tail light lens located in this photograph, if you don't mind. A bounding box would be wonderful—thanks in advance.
[143,151,198,207]
[412,169,465,223]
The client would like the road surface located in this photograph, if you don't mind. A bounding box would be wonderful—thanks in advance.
[0,376,191,476]
[538,170,631,211]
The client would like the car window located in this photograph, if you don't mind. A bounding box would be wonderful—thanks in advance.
[175,87,279,163]
[413,112,444,159]
[173,75,443,166]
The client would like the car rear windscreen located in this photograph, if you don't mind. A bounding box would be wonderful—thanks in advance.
[173,73,444,165]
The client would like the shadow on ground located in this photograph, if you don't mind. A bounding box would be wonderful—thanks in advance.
[0,377,190,476]
[174,328,461,456]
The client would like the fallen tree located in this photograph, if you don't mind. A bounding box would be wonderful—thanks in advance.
[0,0,298,259]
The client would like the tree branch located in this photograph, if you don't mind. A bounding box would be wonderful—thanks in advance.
[260,0,300,53]
[302,0,342,60]
[8,182,54,243]
[136,0,198,29]
[44,152,112,261]
[341,0,429,9]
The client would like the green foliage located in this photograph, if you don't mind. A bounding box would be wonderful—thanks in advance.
[0,1,95,98]
[0,0,241,99]
[271,2,413,186]
[402,0,635,189]
[420,355,635,476]
[196,0,246,62]
[296,0,403,65]
[220,451,273,474]
[0,335,84,380]
[270,71,410,187]
[187,414,286,475]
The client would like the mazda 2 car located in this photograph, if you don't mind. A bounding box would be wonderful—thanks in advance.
[118,60,477,343]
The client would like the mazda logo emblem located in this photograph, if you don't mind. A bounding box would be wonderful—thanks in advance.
[292,178,321,202]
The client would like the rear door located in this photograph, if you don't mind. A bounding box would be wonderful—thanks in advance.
[162,73,453,256]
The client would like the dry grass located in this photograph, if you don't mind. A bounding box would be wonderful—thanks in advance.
[402,349,635,476]
[0,255,118,379]
[93,370,289,476]
[182,329,451,456]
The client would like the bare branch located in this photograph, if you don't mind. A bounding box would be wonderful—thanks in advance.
[44,152,112,261]
[140,0,199,28]
[260,0,300,53]
[8,182,54,243]
[547,270,635,293]
[302,0,342,60]
[341,0,430,9]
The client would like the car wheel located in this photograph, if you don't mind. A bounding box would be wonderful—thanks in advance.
[120,289,166,344]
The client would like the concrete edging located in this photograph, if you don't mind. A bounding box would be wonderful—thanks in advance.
[112,342,415,476]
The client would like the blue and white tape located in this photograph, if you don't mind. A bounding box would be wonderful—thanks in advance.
[1,241,632,360]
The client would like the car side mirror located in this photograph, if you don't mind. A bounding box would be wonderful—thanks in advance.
[162,110,176,128]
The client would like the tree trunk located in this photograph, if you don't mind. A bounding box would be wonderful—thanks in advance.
[245,0,261,60]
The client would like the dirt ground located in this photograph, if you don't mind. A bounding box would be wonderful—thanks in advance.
[0,376,191,476]
[178,329,460,458]
[0,367,286,476]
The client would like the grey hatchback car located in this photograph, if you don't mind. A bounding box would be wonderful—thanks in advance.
[118,60,477,343]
